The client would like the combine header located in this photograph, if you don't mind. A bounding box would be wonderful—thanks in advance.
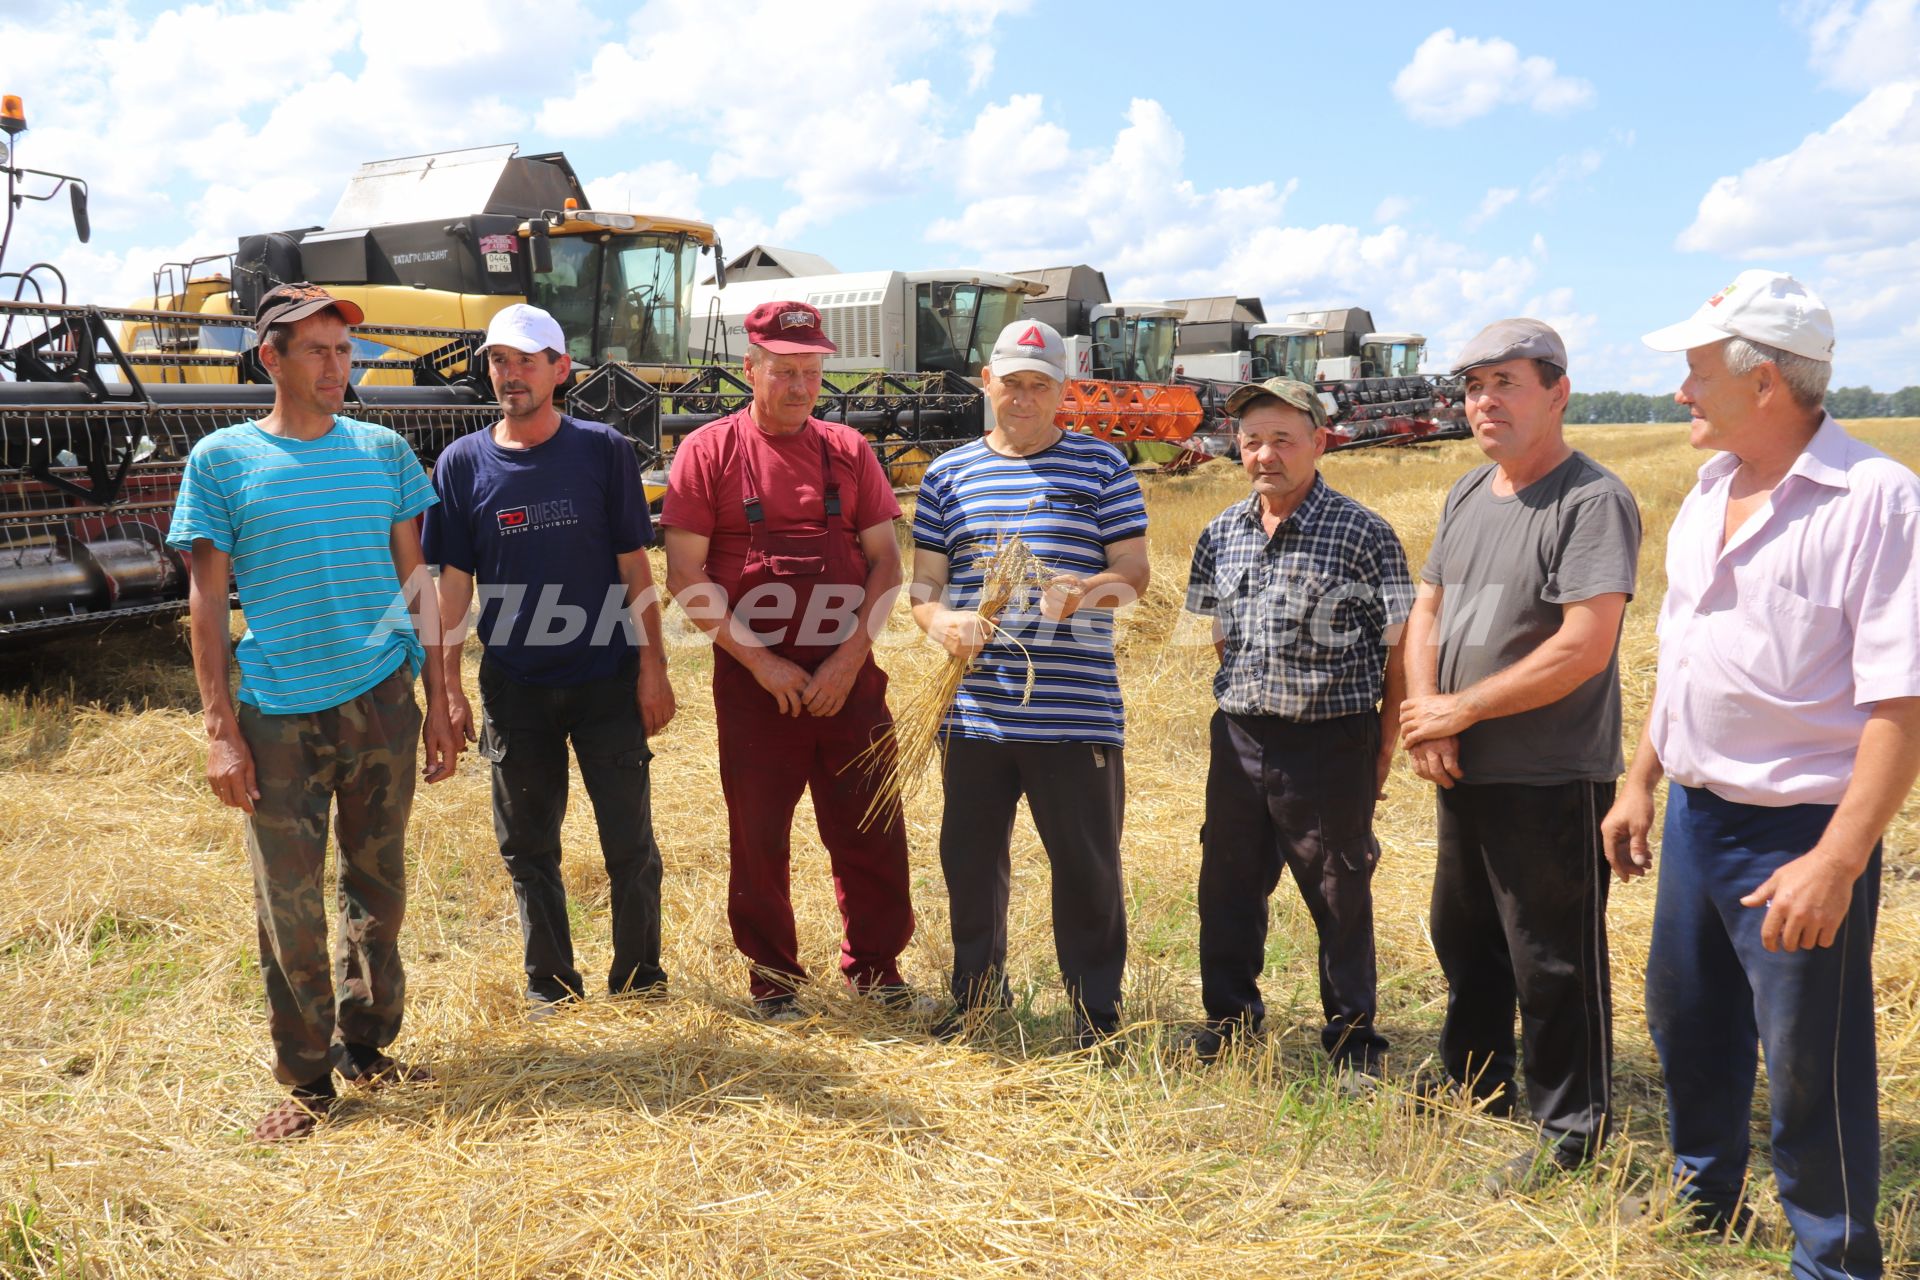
[0,121,981,640]
[1011,265,1206,463]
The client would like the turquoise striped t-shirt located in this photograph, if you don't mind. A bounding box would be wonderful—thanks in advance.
[911,431,1148,746]
[167,417,439,714]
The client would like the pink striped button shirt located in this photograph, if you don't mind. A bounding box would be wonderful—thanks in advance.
[1650,415,1920,807]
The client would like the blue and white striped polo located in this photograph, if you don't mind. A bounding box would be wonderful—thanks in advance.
[167,417,439,714]
[911,431,1148,746]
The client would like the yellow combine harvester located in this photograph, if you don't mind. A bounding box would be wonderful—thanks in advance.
[125,144,720,380]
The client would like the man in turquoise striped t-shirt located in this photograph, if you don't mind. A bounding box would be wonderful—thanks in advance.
[909,319,1150,1049]
[168,283,459,1141]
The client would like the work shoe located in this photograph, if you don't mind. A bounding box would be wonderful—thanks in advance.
[337,1044,435,1090]
[251,1092,333,1142]
[1070,1018,1119,1055]
[1177,1019,1262,1065]
[1483,1145,1585,1198]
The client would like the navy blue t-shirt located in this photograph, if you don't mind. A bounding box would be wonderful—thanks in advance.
[423,416,653,687]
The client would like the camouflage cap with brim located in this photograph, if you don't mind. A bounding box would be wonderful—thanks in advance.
[1224,376,1328,429]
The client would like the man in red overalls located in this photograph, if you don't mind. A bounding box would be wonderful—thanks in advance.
[662,300,917,1018]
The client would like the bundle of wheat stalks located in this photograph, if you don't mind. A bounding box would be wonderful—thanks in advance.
[853,531,1054,830]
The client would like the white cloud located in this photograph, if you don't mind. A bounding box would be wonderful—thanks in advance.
[953,94,1078,199]
[1392,28,1594,126]
[927,98,1294,288]
[1465,186,1518,230]
[1528,148,1604,204]
[1677,80,1920,256]
[1373,195,1413,224]
[586,164,706,220]
[1797,0,1920,91]
[967,43,996,92]
[926,96,1551,368]
[536,0,1028,238]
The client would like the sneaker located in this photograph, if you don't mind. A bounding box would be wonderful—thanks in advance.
[526,993,578,1023]
[1334,1060,1386,1099]
[865,984,943,1017]
[755,997,805,1024]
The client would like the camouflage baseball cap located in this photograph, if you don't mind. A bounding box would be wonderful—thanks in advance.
[1223,376,1328,429]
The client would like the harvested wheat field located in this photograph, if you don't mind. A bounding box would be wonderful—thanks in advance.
[3,422,1917,1279]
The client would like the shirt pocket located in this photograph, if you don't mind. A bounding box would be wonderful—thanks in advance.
[1730,578,1846,696]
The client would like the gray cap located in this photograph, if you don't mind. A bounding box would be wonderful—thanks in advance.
[1224,376,1328,429]
[1448,317,1567,377]
[988,319,1068,382]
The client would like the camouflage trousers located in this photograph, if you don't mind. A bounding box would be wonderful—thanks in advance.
[237,664,421,1086]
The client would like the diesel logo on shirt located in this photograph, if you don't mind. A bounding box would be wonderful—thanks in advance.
[494,498,581,536]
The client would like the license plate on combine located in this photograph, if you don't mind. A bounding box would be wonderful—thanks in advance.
[486,252,513,273]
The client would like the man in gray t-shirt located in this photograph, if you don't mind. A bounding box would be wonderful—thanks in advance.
[1399,318,1641,1195]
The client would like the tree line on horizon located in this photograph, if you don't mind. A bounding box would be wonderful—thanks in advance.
[1565,386,1920,424]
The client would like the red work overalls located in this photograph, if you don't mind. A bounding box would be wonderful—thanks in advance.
[710,420,914,1003]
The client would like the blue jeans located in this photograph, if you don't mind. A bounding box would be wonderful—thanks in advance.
[1646,784,1882,1280]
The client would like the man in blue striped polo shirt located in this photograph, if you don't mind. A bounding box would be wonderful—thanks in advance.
[910,318,1150,1048]
[169,283,460,1141]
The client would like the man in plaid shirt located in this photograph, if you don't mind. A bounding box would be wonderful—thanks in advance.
[1183,377,1412,1072]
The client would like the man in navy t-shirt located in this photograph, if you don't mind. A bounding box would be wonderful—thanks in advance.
[424,304,677,1011]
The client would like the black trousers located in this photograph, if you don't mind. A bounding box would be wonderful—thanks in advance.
[477,657,667,1002]
[1432,779,1613,1159]
[938,736,1127,1033]
[1199,709,1387,1066]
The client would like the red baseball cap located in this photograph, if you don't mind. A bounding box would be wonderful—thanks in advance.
[744,300,837,355]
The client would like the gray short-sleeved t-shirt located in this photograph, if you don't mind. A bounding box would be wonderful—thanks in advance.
[1419,451,1641,783]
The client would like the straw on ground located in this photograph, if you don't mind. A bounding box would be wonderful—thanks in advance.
[2,423,1917,1279]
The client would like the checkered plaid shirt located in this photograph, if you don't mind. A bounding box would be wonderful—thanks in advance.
[1184,476,1413,721]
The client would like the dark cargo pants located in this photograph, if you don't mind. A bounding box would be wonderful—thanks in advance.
[238,663,419,1087]
[1432,779,1615,1161]
[938,736,1128,1034]
[1198,710,1388,1067]
[478,656,666,1002]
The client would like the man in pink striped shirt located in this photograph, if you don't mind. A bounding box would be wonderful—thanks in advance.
[1603,270,1920,1279]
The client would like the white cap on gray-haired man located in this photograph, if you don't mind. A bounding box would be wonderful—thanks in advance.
[1641,269,1834,362]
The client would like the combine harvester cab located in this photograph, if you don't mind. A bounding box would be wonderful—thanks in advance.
[1011,265,1207,468]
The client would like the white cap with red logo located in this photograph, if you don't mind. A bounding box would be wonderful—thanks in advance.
[1642,269,1835,363]
[988,319,1068,382]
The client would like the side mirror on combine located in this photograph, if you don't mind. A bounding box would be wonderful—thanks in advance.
[523,218,553,276]
[69,181,90,244]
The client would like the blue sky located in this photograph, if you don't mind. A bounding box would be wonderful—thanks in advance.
[4,0,1918,391]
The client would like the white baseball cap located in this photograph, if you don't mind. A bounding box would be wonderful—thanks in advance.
[988,319,1068,382]
[484,303,567,355]
[1642,269,1835,363]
